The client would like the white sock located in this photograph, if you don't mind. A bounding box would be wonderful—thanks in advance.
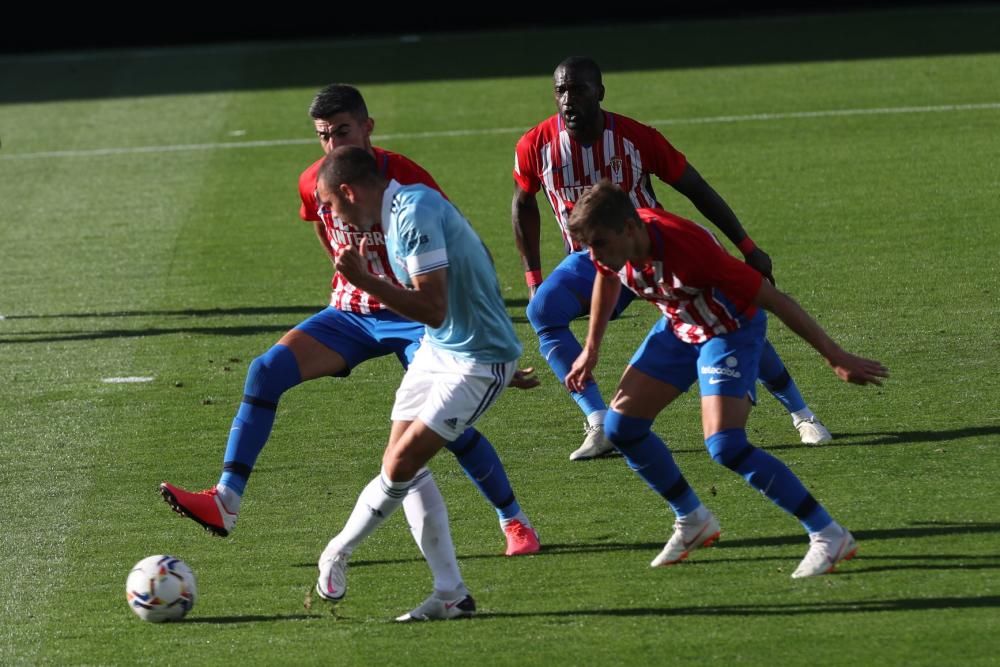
[790,408,815,424]
[499,511,531,531]
[587,410,608,428]
[402,469,464,594]
[816,520,845,539]
[680,504,710,524]
[333,468,410,556]
[433,584,470,601]
[215,484,241,514]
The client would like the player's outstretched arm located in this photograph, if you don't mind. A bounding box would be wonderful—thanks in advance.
[754,280,889,386]
[334,238,448,328]
[671,163,775,282]
[565,270,621,392]
[512,184,544,299]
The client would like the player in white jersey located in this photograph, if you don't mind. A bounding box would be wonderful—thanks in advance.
[513,56,833,461]
[311,146,538,621]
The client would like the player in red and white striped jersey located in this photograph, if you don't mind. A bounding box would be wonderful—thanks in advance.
[564,181,888,577]
[603,214,759,344]
[513,56,832,461]
[514,107,686,255]
[161,85,539,559]
[299,144,443,313]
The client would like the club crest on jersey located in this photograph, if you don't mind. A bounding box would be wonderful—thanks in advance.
[610,156,624,184]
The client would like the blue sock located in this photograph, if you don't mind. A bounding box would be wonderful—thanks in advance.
[537,329,607,415]
[218,344,302,495]
[758,340,807,414]
[445,429,521,521]
[706,429,832,532]
[527,277,607,417]
[605,411,701,516]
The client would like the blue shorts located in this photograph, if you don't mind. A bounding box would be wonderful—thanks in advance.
[294,307,424,376]
[629,310,767,401]
[534,250,635,323]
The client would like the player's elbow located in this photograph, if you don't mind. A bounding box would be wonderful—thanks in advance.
[425,300,448,329]
[512,187,536,213]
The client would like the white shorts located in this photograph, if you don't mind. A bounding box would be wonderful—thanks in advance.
[391,341,516,442]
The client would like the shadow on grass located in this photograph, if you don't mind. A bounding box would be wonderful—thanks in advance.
[475,594,1000,619]
[187,593,1000,624]
[291,522,1000,570]
[183,613,320,624]
[3,299,530,321]
[0,298,536,343]
[0,324,293,344]
[0,304,317,344]
[710,521,1000,550]
[0,305,322,320]
[665,425,1000,455]
[826,427,1000,447]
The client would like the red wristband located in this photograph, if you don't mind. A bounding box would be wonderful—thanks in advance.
[525,270,543,287]
[737,236,757,256]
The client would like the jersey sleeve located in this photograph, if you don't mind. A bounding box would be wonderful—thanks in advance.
[298,163,322,222]
[395,196,450,277]
[387,154,448,199]
[513,131,542,194]
[645,125,688,185]
[667,222,762,313]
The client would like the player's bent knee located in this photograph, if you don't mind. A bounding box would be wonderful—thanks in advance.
[444,428,480,457]
[604,410,653,448]
[244,344,302,401]
[705,428,755,470]
[381,451,422,483]
[525,292,560,331]
[760,368,791,392]
[526,278,585,332]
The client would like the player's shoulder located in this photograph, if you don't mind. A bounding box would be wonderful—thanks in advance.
[518,114,560,144]
[638,207,702,237]
[609,111,661,138]
[389,185,447,246]
[298,156,325,187]
[373,146,423,172]
[374,145,406,165]
[376,146,440,186]
[393,182,445,213]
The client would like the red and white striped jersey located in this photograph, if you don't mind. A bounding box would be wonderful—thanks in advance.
[298,146,444,313]
[514,112,687,252]
[596,208,763,343]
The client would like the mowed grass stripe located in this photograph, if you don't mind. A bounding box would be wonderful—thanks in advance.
[3,101,999,161]
[1,30,998,666]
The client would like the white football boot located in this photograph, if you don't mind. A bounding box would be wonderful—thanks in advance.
[569,423,616,461]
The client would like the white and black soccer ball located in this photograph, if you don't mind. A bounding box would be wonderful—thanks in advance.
[125,555,197,622]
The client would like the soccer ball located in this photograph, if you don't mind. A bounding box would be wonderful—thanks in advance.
[125,555,197,622]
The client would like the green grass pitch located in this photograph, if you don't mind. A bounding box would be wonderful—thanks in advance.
[1,7,998,665]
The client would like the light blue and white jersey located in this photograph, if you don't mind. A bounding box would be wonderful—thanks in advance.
[380,181,522,363]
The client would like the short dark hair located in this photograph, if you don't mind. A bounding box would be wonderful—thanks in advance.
[317,146,380,192]
[309,84,369,121]
[567,180,637,244]
[555,56,603,86]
